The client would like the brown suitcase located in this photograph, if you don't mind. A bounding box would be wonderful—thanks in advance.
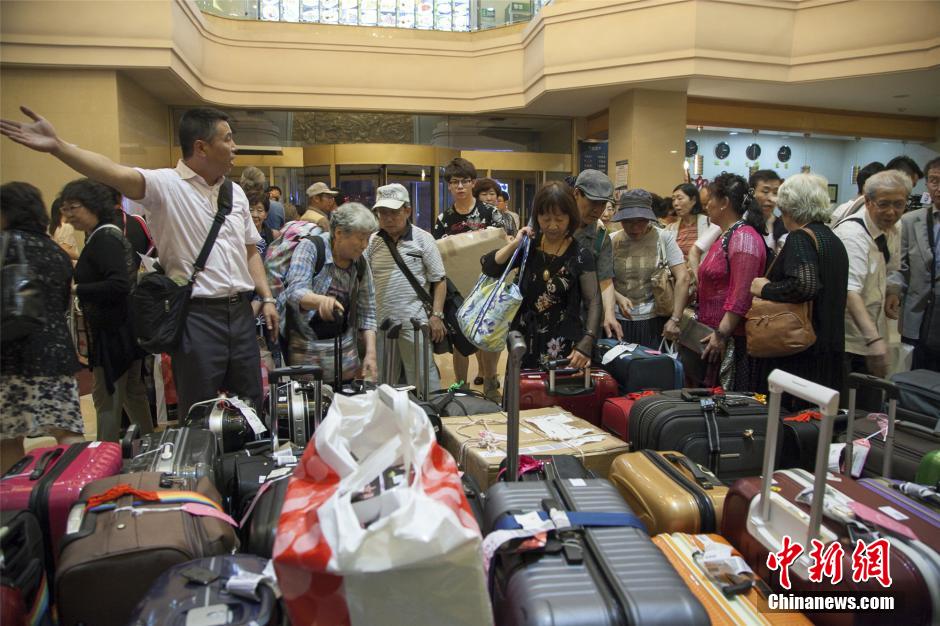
[55,472,238,626]
[608,450,727,534]
[653,533,812,626]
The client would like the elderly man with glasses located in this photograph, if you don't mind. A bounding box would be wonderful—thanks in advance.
[834,169,909,407]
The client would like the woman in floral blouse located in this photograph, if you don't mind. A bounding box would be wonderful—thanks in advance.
[481,181,601,369]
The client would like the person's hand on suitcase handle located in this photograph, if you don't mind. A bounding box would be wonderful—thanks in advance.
[313,295,344,322]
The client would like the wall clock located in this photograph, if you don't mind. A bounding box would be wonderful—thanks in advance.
[685,140,698,158]
[746,143,761,160]
[715,142,731,159]
[778,145,792,163]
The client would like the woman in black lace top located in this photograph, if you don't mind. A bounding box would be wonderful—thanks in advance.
[481,181,601,369]
[749,174,848,405]
[1,183,85,473]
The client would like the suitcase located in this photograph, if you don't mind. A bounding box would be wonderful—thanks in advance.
[842,373,940,482]
[407,318,445,443]
[0,510,52,626]
[594,338,683,393]
[779,408,849,471]
[427,388,502,417]
[270,364,324,448]
[857,478,940,533]
[608,450,727,535]
[219,439,301,517]
[183,395,261,453]
[127,555,284,626]
[55,471,239,626]
[601,391,657,440]
[123,427,220,490]
[0,441,122,576]
[891,369,940,426]
[721,371,939,626]
[652,533,812,626]
[628,388,771,480]
[484,331,709,625]
[240,472,291,558]
[518,360,618,426]
[484,471,709,625]
[461,472,486,529]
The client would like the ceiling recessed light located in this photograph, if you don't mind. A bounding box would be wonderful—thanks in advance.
[729,131,738,136]
[670,150,678,154]
[893,94,910,99]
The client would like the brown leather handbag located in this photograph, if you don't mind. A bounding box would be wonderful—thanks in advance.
[745,228,817,358]
[651,231,676,316]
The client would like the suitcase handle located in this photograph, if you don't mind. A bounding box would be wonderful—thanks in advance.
[545,359,592,393]
[379,318,403,386]
[269,365,323,385]
[662,453,716,490]
[1,453,33,478]
[844,373,898,480]
[761,370,840,549]
[28,447,63,481]
[122,424,140,459]
[504,331,528,483]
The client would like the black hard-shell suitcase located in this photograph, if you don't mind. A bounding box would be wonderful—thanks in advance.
[891,369,940,427]
[628,388,771,480]
[270,365,324,447]
[484,475,708,625]
[0,510,52,626]
[240,475,290,558]
[127,555,285,626]
[183,396,259,453]
[779,409,849,470]
[123,427,220,490]
[219,440,301,516]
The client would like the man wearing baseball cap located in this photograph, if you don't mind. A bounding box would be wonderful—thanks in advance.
[365,183,447,389]
[301,181,339,230]
[572,169,621,340]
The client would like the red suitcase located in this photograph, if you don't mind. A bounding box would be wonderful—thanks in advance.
[721,372,939,626]
[0,442,122,570]
[600,391,657,440]
[519,362,618,426]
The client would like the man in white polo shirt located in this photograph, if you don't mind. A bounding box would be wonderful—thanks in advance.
[0,106,277,418]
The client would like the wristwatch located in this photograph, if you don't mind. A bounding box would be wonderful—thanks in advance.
[431,311,445,320]
[262,297,276,305]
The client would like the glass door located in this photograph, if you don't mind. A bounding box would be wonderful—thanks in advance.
[336,165,382,209]
[386,165,433,231]
[491,170,541,228]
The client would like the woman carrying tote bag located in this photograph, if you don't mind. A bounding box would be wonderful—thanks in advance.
[748,174,848,408]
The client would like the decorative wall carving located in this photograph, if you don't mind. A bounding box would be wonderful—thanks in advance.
[292,112,415,144]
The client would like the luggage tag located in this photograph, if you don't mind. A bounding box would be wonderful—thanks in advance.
[228,397,267,435]
[185,605,232,626]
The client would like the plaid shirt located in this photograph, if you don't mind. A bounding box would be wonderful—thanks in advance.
[284,233,378,343]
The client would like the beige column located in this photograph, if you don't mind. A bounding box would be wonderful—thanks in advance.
[607,89,687,196]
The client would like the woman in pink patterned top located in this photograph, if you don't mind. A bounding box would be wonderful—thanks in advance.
[697,173,768,390]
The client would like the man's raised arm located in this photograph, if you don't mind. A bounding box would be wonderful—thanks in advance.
[1,106,145,200]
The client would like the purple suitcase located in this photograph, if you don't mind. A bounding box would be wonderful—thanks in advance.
[0,442,123,572]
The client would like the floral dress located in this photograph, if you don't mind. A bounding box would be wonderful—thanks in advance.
[481,234,601,369]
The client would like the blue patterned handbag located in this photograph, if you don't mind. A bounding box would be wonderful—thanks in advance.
[457,237,530,351]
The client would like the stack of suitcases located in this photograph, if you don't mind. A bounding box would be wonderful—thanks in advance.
[2,310,938,625]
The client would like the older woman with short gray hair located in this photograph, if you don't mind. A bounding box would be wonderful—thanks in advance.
[747,173,849,407]
[284,202,379,383]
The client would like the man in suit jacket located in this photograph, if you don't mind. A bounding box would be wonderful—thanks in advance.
[888,156,940,370]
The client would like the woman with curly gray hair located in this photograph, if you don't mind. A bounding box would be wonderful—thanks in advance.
[748,173,849,405]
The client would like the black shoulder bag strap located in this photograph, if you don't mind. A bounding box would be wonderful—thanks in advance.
[379,231,434,314]
[922,209,939,351]
[188,179,233,286]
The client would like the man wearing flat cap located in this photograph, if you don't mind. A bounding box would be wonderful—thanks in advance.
[365,183,446,389]
[572,169,621,340]
[302,181,340,230]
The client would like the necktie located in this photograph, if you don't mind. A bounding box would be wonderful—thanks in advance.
[875,234,890,264]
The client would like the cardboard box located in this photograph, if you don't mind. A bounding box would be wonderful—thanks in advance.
[441,407,629,488]
[435,227,508,298]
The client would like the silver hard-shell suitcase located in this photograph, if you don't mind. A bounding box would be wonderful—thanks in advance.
[123,427,220,490]
[482,332,709,626]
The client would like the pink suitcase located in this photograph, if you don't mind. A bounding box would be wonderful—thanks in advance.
[519,363,619,426]
[0,441,122,567]
[600,391,657,440]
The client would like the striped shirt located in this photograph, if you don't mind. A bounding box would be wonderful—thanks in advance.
[365,224,445,326]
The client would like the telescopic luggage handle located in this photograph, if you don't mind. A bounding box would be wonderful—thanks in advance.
[505,331,528,483]
[410,318,431,402]
[545,358,591,393]
[760,369,840,550]
[268,365,323,450]
[844,372,899,480]
[379,318,402,386]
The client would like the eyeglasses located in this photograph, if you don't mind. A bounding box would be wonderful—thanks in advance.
[874,199,907,211]
[448,178,473,187]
